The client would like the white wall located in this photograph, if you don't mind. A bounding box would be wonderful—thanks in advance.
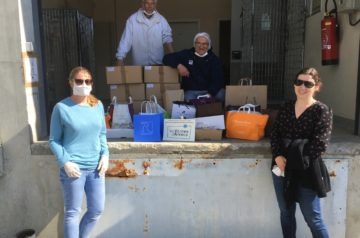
[304,12,360,120]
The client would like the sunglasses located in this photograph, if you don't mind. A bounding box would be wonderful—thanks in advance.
[294,79,315,88]
[74,79,93,86]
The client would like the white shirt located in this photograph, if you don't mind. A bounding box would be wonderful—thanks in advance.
[115,9,173,66]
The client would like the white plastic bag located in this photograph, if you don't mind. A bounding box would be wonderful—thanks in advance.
[112,96,134,129]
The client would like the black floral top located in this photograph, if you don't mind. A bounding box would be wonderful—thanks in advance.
[270,100,333,188]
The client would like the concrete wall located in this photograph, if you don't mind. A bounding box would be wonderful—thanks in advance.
[29,140,360,238]
[0,0,39,236]
[304,11,360,120]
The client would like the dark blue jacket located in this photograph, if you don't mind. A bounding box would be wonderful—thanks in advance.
[163,48,224,97]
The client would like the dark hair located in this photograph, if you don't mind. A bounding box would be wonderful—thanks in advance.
[295,67,322,87]
[68,66,98,107]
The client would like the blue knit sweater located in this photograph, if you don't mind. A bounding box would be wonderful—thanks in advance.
[49,97,109,169]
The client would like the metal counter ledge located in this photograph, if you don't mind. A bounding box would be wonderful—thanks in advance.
[29,135,360,238]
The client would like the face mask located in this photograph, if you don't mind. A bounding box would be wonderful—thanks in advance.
[143,10,156,16]
[73,84,92,96]
[195,52,208,57]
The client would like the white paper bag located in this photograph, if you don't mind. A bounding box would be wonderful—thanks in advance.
[171,102,196,119]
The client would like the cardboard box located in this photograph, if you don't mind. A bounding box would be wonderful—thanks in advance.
[195,115,225,130]
[106,66,143,84]
[133,100,144,114]
[195,129,223,141]
[144,66,179,83]
[110,84,145,102]
[145,83,181,100]
[164,89,184,113]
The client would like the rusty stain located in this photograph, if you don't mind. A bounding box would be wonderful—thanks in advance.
[106,160,137,178]
[329,170,336,177]
[143,169,150,175]
[335,160,341,163]
[143,161,150,175]
[174,159,184,170]
[143,161,150,168]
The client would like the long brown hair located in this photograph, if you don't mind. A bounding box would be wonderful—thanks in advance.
[68,66,98,107]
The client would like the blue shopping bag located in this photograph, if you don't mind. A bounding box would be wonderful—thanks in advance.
[134,100,164,142]
[134,113,163,142]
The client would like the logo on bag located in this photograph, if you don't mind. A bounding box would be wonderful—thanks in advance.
[140,121,154,135]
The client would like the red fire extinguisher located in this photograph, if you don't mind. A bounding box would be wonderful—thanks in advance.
[321,0,339,65]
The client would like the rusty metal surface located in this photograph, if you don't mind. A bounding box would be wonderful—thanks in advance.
[92,158,348,238]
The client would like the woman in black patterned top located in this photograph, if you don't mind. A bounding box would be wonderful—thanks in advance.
[270,67,332,238]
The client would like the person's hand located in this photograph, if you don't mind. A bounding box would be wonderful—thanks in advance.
[64,162,81,178]
[97,156,109,177]
[177,64,190,77]
[116,59,124,66]
[275,155,286,171]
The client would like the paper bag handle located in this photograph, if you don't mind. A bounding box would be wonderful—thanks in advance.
[238,77,253,86]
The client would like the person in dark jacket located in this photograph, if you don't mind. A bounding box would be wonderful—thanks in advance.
[163,32,225,101]
[270,67,333,238]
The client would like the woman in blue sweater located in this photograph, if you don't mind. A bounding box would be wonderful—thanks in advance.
[163,32,225,101]
[49,66,109,238]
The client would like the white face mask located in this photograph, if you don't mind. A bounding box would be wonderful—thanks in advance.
[195,52,208,57]
[143,10,156,16]
[73,84,92,96]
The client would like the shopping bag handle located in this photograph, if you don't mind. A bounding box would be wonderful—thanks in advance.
[149,95,159,105]
[111,96,117,104]
[238,77,253,86]
[238,105,256,113]
[140,101,156,114]
[128,96,133,104]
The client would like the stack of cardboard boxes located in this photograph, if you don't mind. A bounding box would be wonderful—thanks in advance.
[105,65,180,112]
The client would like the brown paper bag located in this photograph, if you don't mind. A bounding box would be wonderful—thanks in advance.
[225,78,267,110]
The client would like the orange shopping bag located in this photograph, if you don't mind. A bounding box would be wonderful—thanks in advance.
[225,105,269,141]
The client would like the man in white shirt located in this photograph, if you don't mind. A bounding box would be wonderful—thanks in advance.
[115,0,174,66]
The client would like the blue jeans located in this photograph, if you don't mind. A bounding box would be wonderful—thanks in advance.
[60,168,105,238]
[184,89,225,102]
[272,173,329,238]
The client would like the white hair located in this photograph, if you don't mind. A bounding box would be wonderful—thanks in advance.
[193,32,211,49]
